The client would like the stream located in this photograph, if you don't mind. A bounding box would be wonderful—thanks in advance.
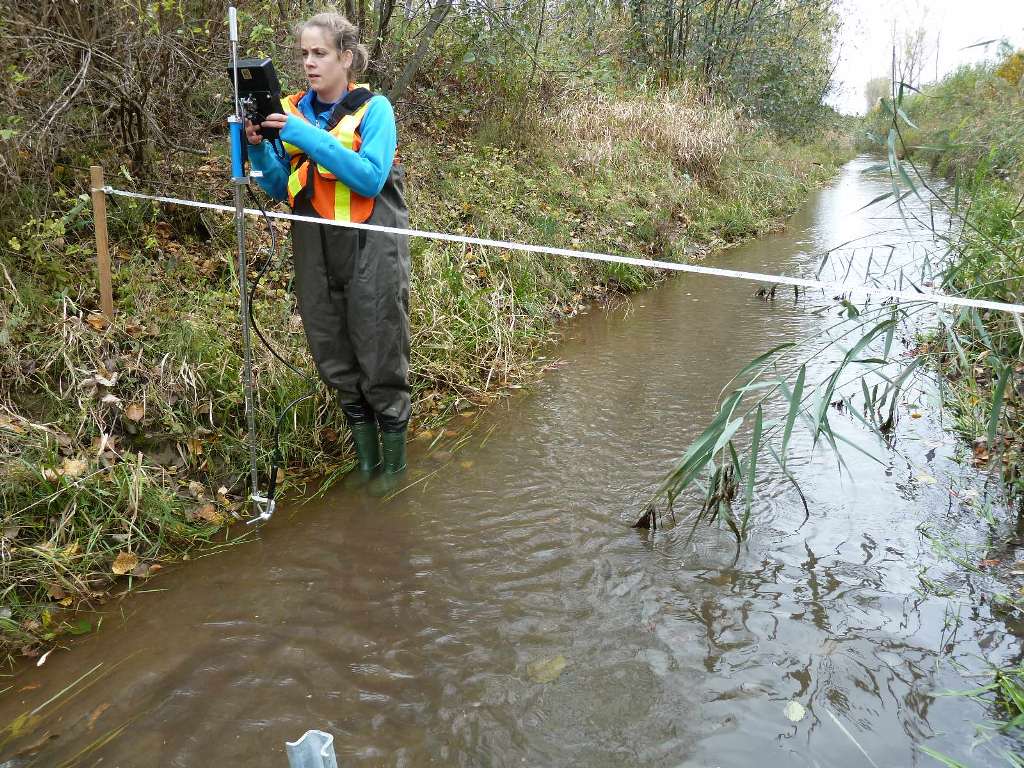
[1,157,1022,767]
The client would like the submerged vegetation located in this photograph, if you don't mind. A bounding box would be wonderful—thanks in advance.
[0,2,849,655]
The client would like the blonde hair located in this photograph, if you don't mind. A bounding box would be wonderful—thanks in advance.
[297,12,369,80]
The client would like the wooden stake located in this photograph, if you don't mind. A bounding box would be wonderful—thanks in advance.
[90,165,114,318]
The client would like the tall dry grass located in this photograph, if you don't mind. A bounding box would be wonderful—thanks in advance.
[546,85,739,179]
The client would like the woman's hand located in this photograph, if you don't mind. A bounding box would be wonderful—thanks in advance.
[244,118,263,146]
[261,113,288,134]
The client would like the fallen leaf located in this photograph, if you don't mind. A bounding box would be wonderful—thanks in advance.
[784,700,806,722]
[910,412,923,419]
[185,437,203,456]
[17,683,40,692]
[94,371,118,387]
[124,403,145,422]
[66,619,91,635]
[0,416,26,434]
[459,460,475,469]
[187,480,206,499]
[195,504,223,524]
[86,314,108,331]
[131,562,151,578]
[3,526,19,540]
[915,474,936,485]
[979,559,1001,568]
[526,655,567,683]
[101,393,121,406]
[36,649,52,667]
[111,551,139,575]
[62,457,88,479]
[45,583,65,600]
[87,702,111,730]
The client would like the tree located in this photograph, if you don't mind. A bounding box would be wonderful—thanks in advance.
[864,77,889,113]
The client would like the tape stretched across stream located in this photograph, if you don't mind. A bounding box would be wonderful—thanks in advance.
[99,185,1024,316]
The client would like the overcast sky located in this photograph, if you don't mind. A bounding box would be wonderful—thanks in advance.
[829,0,1024,114]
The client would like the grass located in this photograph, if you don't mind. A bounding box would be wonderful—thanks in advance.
[0,83,851,658]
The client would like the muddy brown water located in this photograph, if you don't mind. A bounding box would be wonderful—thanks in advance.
[2,157,1022,767]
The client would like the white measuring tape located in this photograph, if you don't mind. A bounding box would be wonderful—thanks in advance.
[100,186,1024,316]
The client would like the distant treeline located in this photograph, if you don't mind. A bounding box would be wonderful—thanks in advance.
[0,0,841,209]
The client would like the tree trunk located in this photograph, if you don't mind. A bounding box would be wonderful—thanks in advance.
[388,0,453,103]
[368,0,397,85]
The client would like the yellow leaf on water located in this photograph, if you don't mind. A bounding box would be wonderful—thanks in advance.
[111,552,139,575]
[460,460,475,470]
[87,702,111,731]
[527,655,567,683]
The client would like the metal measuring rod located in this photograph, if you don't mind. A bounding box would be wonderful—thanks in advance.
[227,5,275,523]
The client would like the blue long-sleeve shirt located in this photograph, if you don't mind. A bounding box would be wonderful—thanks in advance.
[250,89,397,203]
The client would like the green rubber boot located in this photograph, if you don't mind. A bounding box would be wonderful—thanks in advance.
[344,421,381,488]
[368,428,407,497]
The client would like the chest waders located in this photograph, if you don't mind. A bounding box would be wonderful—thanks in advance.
[288,117,412,496]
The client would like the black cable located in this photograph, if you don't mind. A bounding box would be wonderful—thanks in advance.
[246,188,309,380]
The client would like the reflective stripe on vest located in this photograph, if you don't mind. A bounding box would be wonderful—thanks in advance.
[280,88,376,223]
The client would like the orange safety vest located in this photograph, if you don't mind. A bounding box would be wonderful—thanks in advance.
[279,84,378,222]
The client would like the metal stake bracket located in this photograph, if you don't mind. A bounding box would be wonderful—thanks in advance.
[286,730,338,768]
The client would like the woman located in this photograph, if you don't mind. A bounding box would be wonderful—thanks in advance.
[245,12,410,493]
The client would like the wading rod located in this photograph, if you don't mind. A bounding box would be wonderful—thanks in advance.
[228,5,274,522]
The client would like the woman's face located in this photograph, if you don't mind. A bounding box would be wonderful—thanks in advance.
[300,26,352,102]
